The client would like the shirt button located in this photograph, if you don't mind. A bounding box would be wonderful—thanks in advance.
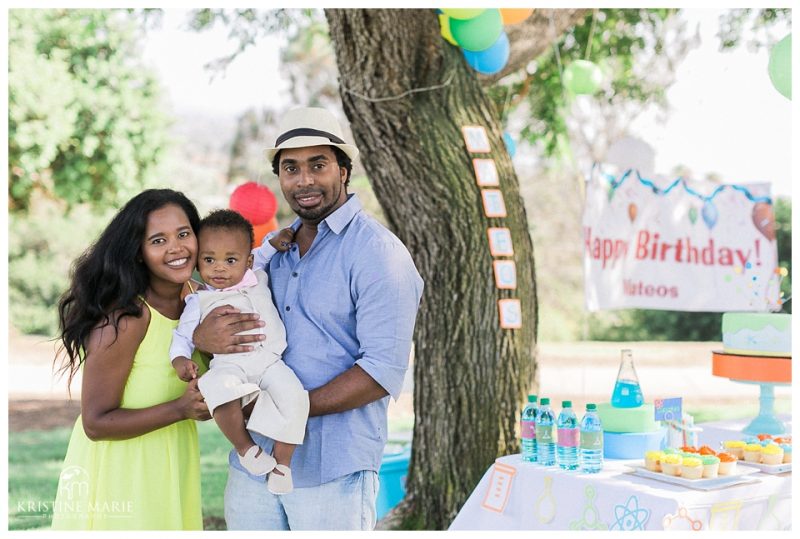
[292,272,298,277]
[285,306,291,311]
[292,246,297,252]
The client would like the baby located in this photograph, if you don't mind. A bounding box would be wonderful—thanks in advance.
[170,209,305,495]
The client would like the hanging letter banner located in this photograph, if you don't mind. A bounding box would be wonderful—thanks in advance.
[583,165,780,312]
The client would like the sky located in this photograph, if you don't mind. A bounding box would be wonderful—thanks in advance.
[141,8,793,198]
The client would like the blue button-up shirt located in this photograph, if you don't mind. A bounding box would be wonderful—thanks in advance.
[230,194,423,487]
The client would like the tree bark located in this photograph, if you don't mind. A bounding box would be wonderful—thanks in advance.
[326,9,538,529]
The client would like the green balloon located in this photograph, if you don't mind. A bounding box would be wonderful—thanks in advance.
[563,60,603,95]
[441,9,485,20]
[450,9,502,52]
[768,33,792,100]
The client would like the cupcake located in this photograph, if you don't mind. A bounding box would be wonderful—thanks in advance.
[698,445,717,456]
[717,452,737,475]
[723,440,746,460]
[757,433,773,442]
[680,446,699,454]
[662,447,680,455]
[774,437,791,445]
[661,454,683,476]
[780,444,792,464]
[681,457,704,479]
[645,451,664,472]
[761,443,784,465]
[700,455,720,478]
[743,443,762,463]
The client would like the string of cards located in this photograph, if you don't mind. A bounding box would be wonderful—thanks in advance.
[462,125,522,329]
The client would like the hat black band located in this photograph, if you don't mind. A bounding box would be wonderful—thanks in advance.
[275,128,346,146]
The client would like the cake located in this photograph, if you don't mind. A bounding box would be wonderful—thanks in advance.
[644,451,663,472]
[661,454,682,476]
[681,457,704,479]
[723,440,745,460]
[743,443,762,462]
[722,313,791,357]
[701,455,720,478]
[761,443,784,465]
[597,402,665,459]
[717,452,737,475]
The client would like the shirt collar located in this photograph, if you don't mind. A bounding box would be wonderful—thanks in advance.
[287,193,362,235]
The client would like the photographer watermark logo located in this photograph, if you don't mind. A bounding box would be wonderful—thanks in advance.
[58,465,90,501]
[16,465,133,520]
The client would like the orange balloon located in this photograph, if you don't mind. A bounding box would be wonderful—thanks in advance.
[500,8,533,25]
[252,216,279,249]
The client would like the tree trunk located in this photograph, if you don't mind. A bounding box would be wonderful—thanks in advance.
[326,9,538,530]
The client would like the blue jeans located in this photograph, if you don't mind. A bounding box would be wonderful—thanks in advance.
[224,465,379,530]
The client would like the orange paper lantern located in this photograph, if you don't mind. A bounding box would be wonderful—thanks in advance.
[500,8,533,25]
[252,216,279,249]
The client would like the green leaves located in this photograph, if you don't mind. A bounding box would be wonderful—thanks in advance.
[8,9,169,211]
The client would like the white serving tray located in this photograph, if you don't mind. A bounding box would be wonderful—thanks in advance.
[738,460,792,474]
[627,462,760,491]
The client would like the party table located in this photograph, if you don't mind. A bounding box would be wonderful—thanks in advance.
[449,419,791,531]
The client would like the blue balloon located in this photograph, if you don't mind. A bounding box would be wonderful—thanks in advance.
[701,200,718,230]
[462,32,509,75]
[503,132,516,158]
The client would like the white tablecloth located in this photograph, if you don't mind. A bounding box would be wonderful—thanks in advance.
[449,419,791,531]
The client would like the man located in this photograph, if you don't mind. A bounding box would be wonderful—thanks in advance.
[193,107,424,530]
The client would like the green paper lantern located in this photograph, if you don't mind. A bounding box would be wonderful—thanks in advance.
[441,8,485,20]
[768,33,792,100]
[449,9,502,52]
[563,59,603,95]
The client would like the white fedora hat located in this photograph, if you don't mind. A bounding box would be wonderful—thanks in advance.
[264,107,359,163]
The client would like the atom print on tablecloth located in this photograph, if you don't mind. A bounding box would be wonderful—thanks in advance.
[609,495,650,531]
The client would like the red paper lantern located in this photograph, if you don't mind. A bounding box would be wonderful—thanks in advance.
[229,182,278,225]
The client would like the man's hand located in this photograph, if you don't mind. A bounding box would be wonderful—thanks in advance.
[192,305,265,355]
[172,356,199,382]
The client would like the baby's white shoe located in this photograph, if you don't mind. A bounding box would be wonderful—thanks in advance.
[267,464,294,495]
[238,446,277,476]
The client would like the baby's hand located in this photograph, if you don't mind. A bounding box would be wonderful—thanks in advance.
[172,356,199,382]
[269,227,295,252]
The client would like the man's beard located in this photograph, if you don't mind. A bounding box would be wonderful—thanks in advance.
[293,182,343,222]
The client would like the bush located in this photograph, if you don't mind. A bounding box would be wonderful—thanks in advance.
[9,200,114,337]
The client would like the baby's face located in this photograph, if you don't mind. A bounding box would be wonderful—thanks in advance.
[197,228,252,289]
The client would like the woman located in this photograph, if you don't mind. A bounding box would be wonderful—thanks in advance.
[51,189,211,530]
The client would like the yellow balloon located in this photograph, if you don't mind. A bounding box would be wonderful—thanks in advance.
[500,8,534,25]
[438,14,457,46]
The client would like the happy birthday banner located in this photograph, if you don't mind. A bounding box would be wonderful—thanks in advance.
[583,165,781,312]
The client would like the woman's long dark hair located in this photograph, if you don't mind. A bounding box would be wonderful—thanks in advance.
[56,189,200,385]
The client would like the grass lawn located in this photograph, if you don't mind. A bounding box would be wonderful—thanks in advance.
[7,422,231,531]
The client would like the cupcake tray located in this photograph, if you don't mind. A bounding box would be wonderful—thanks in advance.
[626,462,760,490]
[738,460,792,474]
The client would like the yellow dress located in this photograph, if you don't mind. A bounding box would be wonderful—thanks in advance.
[51,302,207,530]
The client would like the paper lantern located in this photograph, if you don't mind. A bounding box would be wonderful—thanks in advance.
[450,9,503,52]
[462,31,509,75]
[768,34,791,100]
[563,59,603,95]
[252,216,280,249]
[438,14,457,46]
[441,8,485,20]
[229,182,278,226]
[500,8,533,25]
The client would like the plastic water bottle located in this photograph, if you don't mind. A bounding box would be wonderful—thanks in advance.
[580,403,604,473]
[520,394,538,462]
[556,401,579,470]
[536,398,556,466]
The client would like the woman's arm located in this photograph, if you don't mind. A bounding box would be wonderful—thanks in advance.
[80,309,210,441]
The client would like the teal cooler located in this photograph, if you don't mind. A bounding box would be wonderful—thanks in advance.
[376,447,411,519]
